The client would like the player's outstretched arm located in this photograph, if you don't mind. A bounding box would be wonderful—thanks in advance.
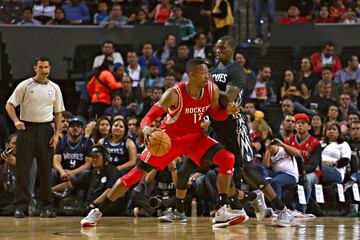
[140,87,178,143]
[208,84,240,121]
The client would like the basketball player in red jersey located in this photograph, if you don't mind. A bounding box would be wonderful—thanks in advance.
[81,58,246,227]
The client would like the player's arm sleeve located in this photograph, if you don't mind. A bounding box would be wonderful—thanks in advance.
[304,144,322,173]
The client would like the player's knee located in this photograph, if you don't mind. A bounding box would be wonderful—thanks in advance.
[120,167,145,188]
[213,149,235,176]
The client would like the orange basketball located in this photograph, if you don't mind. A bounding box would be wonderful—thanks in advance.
[147,130,171,157]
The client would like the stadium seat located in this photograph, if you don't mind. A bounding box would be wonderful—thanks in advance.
[236,46,262,60]
[263,46,294,69]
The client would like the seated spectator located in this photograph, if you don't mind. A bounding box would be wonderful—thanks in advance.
[62,0,89,25]
[342,80,360,109]
[279,4,310,24]
[91,116,111,143]
[93,40,124,69]
[311,114,324,140]
[138,43,163,74]
[93,1,109,25]
[334,55,360,84]
[32,0,56,24]
[252,118,273,162]
[59,111,74,139]
[191,33,212,59]
[140,61,165,98]
[330,0,346,21]
[164,73,176,90]
[315,4,336,23]
[155,34,177,65]
[244,66,276,112]
[305,80,336,119]
[113,63,124,82]
[127,117,138,141]
[149,0,173,24]
[297,57,319,95]
[288,113,322,214]
[52,116,93,187]
[280,69,311,115]
[279,114,296,143]
[118,75,141,116]
[51,144,127,216]
[172,42,191,78]
[164,57,176,76]
[342,111,360,140]
[87,57,123,119]
[235,52,256,78]
[104,93,129,118]
[321,121,351,184]
[263,138,301,202]
[344,120,360,191]
[126,51,147,88]
[340,7,357,23]
[313,66,335,96]
[310,42,342,75]
[0,134,16,213]
[47,7,69,25]
[98,118,136,176]
[128,8,152,25]
[244,100,257,116]
[165,4,196,41]
[100,4,128,29]
[0,0,22,24]
[325,104,343,124]
[138,87,163,119]
[17,7,41,26]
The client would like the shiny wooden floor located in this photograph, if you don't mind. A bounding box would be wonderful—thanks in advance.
[0,216,359,240]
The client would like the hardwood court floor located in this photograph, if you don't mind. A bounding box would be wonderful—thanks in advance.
[0,216,359,240]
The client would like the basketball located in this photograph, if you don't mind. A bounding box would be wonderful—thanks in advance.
[147,130,171,157]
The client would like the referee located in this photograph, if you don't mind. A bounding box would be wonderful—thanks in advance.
[5,57,65,218]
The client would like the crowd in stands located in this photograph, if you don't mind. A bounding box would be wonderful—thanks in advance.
[0,0,360,218]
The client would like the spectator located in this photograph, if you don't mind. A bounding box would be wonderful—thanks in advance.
[311,113,324,140]
[51,144,128,216]
[0,134,17,211]
[32,0,56,24]
[100,4,128,29]
[127,117,138,141]
[0,0,22,24]
[104,93,129,118]
[200,0,234,43]
[263,138,301,202]
[279,4,310,24]
[98,119,137,176]
[17,7,41,26]
[191,33,213,59]
[280,69,311,115]
[252,118,273,162]
[118,75,141,116]
[321,121,351,184]
[281,98,295,116]
[165,4,196,41]
[252,0,275,45]
[330,0,346,21]
[155,34,177,65]
[61,0,89,25]
[125,51,147,89]
[305,80,336,119]
[59,111,73,139]
[128,8,152,25]
[92,116,111,143]
[279,114,296,143]
[173,43,191,76]
[310,42,342,75]
[87,57,123,119]
[149,0,173,24]
[47,7,69,25]
[93,1,109,25]
[339,92,357,123]
[113,63,124,82]
[298,57,319,95]
[244,66,276,112]
[244,100,257,116]
[315,4,336,23]
[325,104,342,123]
[334,55,360,84]
[288,113,322,214]
[138,87,163,119]
[355,0,360,19]
[164,57,176,76]
[344,121,360,191]
[342,80,360,109]
[93,40,124,69]
[140,62,165,98]
[52,116,93,187]
[138,43,163,74]
[164,74,176,90]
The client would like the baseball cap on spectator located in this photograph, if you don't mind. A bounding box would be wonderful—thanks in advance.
[294,113,310,124]
[113,62,123,71]
[68,116,86,127]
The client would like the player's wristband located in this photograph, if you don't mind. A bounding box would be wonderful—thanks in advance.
[140,104,165,128]
[208,105,228,121]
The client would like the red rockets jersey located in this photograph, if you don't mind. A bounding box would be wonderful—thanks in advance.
[288,134,320,166]
[160,80,214,136]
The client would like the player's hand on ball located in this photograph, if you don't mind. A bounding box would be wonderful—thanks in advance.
[226,102,241,115]
[143,126,161,145]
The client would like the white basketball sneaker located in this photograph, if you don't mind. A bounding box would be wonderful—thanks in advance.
[213,205,249,228]
[81,208,103,227]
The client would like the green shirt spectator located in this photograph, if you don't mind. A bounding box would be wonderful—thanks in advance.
[165,4,196,41]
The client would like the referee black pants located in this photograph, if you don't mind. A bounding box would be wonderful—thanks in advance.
[15,122,54,210]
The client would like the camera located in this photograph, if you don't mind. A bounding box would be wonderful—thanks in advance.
[0,148,13,160]
[148,195,163,209]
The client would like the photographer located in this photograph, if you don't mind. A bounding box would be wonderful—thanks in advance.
[0,134,16,212]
